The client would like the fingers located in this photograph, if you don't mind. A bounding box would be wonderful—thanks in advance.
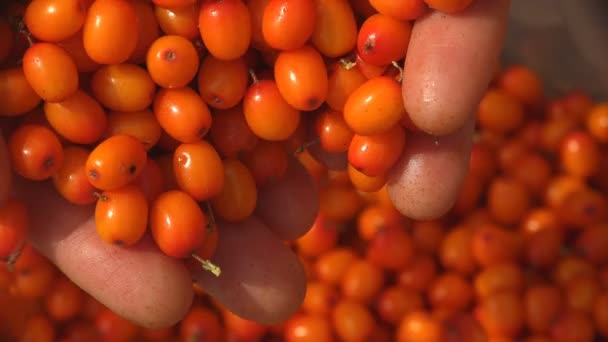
[193,217,306,325]
[255,158,319,240]
[387,117,475,220]
[0,132,10,205]
[13,177,194,329]
[403,0,511,136]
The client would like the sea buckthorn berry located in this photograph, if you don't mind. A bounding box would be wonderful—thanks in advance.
[544,175,587,209]
[440,225,476,275]
[509,152,552,194]
[197,56,249,110]
[319,183,364,221]
[155,3,200,40]
[423,0,473,14]
[243,78,301,141]
[302,281,339,316]
[20,315,56,342]
[82,0,139,65]
[198,0,251,60]
[550,310,595,342]
[575,223,608,265]
[476,293,525,340]
[348,164,387,193]
[24,0,86,42]
[57,31,101,73]
[241,140,289,185]
[146,35,199,88]
[22,43,79,102]
[348,124,406,177]
[0,199,28,261]
[211,159,258,222]
[153,87,213,143]
[586,103,608,142]
[369,0,427,21]
[152,0,197,8]
[295,215,339,258]
[284,313,333,342]
[315,109,354,154]
[130,0,162,65]
[556,188,608,228]
[44,89,107,145]
[344,75,405,135]
[366,225,414,270]
[44,275,85,321]
[209,106,259,158]
[0,67,42,117]
[595,293,608,338]
[525,228,563,269]
[262,0,316,51]
[311,0,358,58]
[487,177,531,225]
[524,285,562,334]
[95,308,140,342]
[179,306,222,342]
[398,254,438,292]
[397,311,444,342]
[274,45,329,111]
[326,59,368,112]
[105,110,162,151]
[428,272,474,314]
[357,204,403,241]
[95,184,149,246]
[90,63,156,112]
[477,88,525,134]
[498,65,544,106]
[474,262,524,299]
[471,223,521,267]
[150,190,208,258]
[85,134,148,190]
[332,299,376,342]
[8,124,64,181]
[341,258,384,304]
[376,285,424,325]
[356,14,412,67]
[52,146,98,205]
[173,140,225,201]
[132,158,165,203]
[314,247,356,285]
[559,131,600,179]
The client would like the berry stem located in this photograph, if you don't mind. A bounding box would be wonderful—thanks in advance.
[293,137,320,156]
[391,61,404,83]
[339,56,357,70]
[3,239,26,272]
[203,201,216,234]
[248,68,259,84]
[191,254,221,277]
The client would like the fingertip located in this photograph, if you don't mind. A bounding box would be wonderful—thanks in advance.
[14,178,194,329]
[255,157,319,240]
[387,118,475,220]
[193,218,307,325]
[403,0,510,136]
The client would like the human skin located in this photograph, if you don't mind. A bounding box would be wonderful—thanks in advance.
[0,0,511,329]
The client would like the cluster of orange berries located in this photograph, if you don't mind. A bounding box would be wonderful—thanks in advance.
[0,0,475,276]
[2,0,608,341]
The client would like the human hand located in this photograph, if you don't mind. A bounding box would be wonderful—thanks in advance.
[0,0,510,331]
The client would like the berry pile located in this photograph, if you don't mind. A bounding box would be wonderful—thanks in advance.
[1,0,608,341]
